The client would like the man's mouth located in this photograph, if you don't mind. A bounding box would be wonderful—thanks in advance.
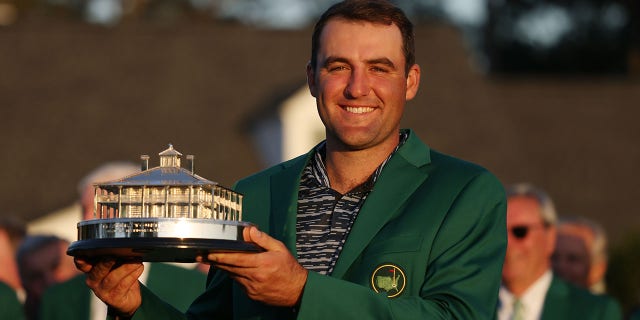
[344,106,375,114]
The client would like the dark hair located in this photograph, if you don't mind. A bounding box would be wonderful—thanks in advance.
[310,0,415,75]
[0,216,26,251]
[16,235,63,267]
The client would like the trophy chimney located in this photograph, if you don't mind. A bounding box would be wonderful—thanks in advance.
[186,155,195,173]
[140,155,149,171]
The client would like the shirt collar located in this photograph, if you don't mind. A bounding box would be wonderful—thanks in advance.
[310,130,409,192]
[498,270,553,320]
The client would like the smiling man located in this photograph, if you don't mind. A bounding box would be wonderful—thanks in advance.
[75,1,507,319]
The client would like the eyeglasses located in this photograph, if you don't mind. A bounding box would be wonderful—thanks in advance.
[510,224,547,239]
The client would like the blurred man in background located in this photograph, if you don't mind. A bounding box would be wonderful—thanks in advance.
[0,216,26,301]
[552,215,610,294]
[0,216,27,320]
[17,234,80,320]
[499,183,622,320]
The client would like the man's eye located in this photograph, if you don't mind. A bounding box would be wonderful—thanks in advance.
[328,65,348,72]
[371,66,389,73]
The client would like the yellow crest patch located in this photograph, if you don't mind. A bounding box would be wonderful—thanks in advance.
[370,263,406,298]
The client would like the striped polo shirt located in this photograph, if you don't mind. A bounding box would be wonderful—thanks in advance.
[296,131,408,275]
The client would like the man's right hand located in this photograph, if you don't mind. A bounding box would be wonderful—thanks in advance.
[75,257,144,317]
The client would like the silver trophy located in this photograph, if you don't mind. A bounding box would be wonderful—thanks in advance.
[67,145,259,262]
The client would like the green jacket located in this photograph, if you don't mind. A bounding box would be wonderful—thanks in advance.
[40,263,206,320]
[0,281,24,320]
[540,275,622,320]
[134,129,507,319]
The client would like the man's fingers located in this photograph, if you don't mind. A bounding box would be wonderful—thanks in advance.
[85,258,117,283]
[245,226,284,252]
[86,260,143,291]
[107,263,144,295]
[74,256,94,273]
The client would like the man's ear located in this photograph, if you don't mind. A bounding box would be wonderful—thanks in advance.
[306,62,318,98]
[405,64,420,101]
[588,259,607,288]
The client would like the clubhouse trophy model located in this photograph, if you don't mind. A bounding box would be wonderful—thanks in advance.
[67,145,259,262]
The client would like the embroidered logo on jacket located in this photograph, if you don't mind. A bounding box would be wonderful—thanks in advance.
[370,263,406,298]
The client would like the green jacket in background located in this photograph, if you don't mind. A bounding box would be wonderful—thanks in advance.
[541,275,623,320]
[0,281,24,320]
[133,129,507,319]
[40,263,206,320]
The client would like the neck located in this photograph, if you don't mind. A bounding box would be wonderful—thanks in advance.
[504,268,549,297]
[0,255,22,291]
[324,137,398,194]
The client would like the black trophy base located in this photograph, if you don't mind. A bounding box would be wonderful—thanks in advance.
[67,238,261,263]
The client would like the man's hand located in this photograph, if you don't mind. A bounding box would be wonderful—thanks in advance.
[203,226,308,307]
[75,257,144,317]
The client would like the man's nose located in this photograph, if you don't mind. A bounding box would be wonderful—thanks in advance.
[345,68,370,98]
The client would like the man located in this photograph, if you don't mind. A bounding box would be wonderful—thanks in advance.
[17,235,80,320]
[0,216,26,302]
[0,217,26,320]
[498,183,621,320]
[76,1,507,319]
[38,161,207,320]
[552,215,609,293]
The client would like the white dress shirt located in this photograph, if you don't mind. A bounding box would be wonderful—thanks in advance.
[498,270,553,320]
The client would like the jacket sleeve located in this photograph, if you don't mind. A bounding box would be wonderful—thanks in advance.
[130,268,233,320]
[296,171,507,319]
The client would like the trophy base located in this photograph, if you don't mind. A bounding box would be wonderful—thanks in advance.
[66,218,261,262]
[67,237,260,262]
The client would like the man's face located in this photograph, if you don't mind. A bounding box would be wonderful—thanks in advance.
[22,243,58,299]
[22,241,75,301]
[307,19,420,151]
[502,196,556,292]
[552,231,591,287]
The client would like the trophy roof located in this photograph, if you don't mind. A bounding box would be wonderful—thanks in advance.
[94,166,216,187]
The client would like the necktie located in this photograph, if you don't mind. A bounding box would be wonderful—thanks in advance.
[512,298,525,320]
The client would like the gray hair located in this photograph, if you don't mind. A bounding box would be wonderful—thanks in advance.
[505,183,557,226]
[558,215,608,263]
[77,161,140,196]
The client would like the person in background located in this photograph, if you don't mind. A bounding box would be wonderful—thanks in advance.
[76,1,508,319]
[0,216,26,301]
[39,161,207,320]
[499,183,622,320]
[0,216,26,320]
[17,235,80,320]
[552,215,610,294]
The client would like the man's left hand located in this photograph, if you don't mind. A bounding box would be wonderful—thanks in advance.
[202,226,308,307]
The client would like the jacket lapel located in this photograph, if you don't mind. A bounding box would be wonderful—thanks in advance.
[331,131,431,278]
[541,276,570,319]
[269,154,310,254]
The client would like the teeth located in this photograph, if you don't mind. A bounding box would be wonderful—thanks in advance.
[345,106,374,114]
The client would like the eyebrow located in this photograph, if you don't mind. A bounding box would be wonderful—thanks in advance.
[322,56,398,70]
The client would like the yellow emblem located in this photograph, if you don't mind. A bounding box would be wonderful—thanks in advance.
[370,263,406,298]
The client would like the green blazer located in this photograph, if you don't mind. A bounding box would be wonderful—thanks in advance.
[0,281,24,320]
[133,129,507,319]
[540,275,622,320]
[40,263,206,320]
